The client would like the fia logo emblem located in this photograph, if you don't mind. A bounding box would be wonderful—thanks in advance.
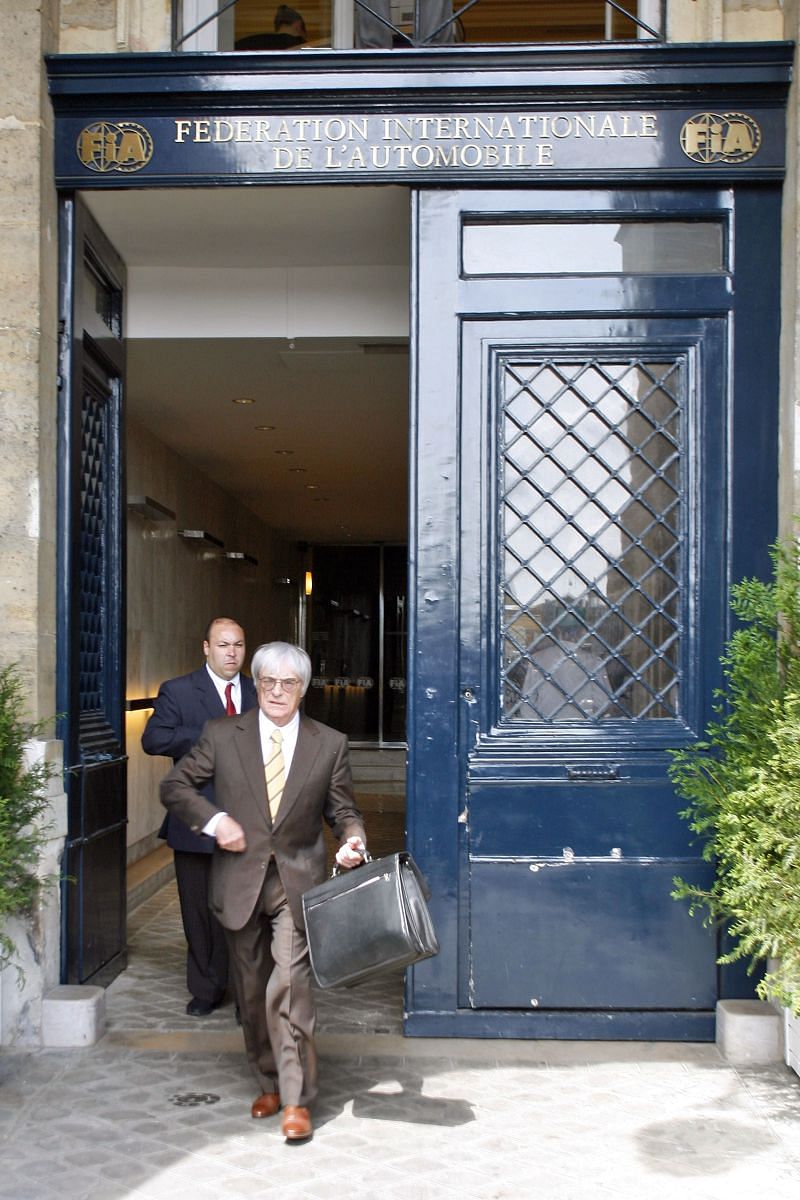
[77,122,154,173]
[680,112,761,165]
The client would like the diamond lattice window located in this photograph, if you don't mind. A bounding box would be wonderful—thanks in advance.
[501,356,683,722]
[79,382,107,713]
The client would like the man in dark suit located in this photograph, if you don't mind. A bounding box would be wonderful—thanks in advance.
[142,617,257,1016]
[161,641,366,1142]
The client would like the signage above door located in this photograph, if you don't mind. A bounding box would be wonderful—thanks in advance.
[46,42,791,188]
[60,106,779,185]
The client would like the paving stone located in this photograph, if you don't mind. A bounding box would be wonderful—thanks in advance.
[2,880,800,1198]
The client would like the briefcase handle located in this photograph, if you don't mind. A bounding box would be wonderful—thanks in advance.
[331,849,373,877]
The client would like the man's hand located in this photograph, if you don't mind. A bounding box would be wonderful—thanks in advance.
[215,814,247,852]
[335,836,366,869]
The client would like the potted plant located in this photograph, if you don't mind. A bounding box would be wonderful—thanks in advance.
[0,664,56,981]
[669,538,800,1051]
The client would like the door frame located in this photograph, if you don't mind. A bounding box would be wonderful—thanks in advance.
[46,41,790,1029]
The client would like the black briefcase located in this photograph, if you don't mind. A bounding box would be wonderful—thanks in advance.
[302,851,439,989]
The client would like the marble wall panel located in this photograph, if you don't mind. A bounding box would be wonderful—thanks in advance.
[126,417,301,848]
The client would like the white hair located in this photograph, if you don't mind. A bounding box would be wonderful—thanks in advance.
[250,642,311,695]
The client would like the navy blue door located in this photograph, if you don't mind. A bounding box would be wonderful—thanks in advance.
[58,198,128,985]
[407,187,780,1038]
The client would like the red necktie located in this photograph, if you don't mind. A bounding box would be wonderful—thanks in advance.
[225,683,236,716]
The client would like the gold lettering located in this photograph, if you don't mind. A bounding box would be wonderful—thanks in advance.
[434,116,453,139]
[194,120,211,142]
[484,145,500,166]
[372,146,391,168]
[275,120,293,141]
[412,145,434,167]
[234,120,252,142]
[460,144,482,167]
[390,117,415,141]
[454,116,471,140]
[723,122,754,156]
[641,114,657,137]
[214,120,234,142]
[274,147,294,168]
[597,115,618,137]
[296,147,313,168]
[254,119,272,141]
[474,116,495,139]
[78,129,104,163]
[551,116,573,139]
[116,131,146,163]
[620,115,639,137]
[684,119,723,158]
[574,115,596,139]
[347,146,367,168]
[324,145,342,168]
[434,146,459,167]
[174,120,192,144]
[537,143,554,165]
[518,116,538,138]
[496,116,514,138]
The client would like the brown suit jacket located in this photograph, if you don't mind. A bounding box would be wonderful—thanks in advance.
[160,708,366,930]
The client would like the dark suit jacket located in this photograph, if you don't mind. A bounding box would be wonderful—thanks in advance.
[160,709,366,930]
[142,667,258,853]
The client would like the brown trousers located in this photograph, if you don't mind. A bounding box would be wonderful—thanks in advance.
[224,860,317,1107]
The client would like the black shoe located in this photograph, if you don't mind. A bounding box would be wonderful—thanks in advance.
[186,996,218,1017]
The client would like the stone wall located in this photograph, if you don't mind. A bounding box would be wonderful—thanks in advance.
[0,1,68,1045]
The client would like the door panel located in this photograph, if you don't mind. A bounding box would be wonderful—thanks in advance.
[470,857,716,1009]
[58,197,128,985]
[461,316,722,1011]
[407,186,779,1037]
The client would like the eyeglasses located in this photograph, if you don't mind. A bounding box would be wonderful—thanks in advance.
[258,676,301,693]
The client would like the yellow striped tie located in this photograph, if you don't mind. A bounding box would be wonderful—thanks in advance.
[264,728,286,822]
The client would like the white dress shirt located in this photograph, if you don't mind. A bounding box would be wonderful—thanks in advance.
[205,664,242,713]
[258,709,300,777]
[202,709,300,837]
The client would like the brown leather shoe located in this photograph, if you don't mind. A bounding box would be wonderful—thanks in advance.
[281,1105,312,1141]
[251,1091,281,1119]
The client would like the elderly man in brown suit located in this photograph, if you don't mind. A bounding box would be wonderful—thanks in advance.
[161,641,366,1142]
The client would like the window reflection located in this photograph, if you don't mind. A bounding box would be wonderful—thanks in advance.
[501,356,683,723]
[304,544,406,742]
[178,1,661,52]
[463,221,725,276]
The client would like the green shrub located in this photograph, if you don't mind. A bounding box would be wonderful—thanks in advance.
[0,664,56,977]
[670,539,800,1014]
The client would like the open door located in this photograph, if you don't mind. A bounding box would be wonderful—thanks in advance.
[407,186,780,1037]
[57,197,127,984]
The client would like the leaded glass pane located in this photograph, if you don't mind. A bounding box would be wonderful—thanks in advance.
[501,356,683,722]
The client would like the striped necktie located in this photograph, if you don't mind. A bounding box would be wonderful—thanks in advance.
[264,728,285,823]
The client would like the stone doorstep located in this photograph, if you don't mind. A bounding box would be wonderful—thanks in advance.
[41,984,106,1047]
[716,999,784,1066]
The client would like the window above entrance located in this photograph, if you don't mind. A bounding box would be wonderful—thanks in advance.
[175,1,664,53]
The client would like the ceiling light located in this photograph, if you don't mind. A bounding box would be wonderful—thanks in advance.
[274,449,294,455]
[305,484,320,490]
[289,467,308,473]
[231,397,255,405]
[255,424,275,431]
